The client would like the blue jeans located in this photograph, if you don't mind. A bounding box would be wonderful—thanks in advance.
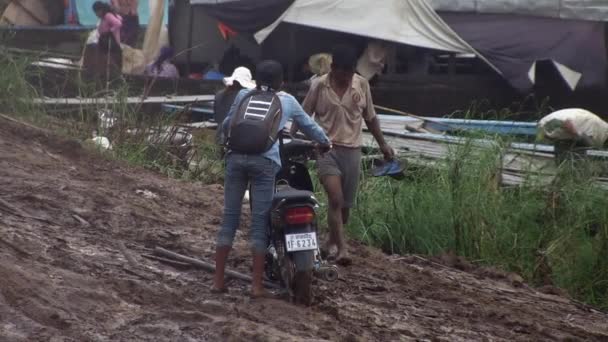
[217,153,279,253]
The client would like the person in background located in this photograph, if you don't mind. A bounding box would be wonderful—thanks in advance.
[86,2,123,77]
[111,0,139,47]
[538,108,608,163]
[213,66,256,145]
[300,44,395,265]
[93,1,122,49]
[203,63,226,80]
[144,46,179,79]
[212,60,331,298]
[356,40,389,81]
[308,53,332,82]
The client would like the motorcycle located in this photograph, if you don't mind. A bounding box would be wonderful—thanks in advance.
[264,132,339,305]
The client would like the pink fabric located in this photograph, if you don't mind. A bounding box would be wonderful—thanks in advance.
[98,13,123,44]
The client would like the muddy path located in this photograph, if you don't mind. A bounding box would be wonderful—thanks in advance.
[0,115,607,341]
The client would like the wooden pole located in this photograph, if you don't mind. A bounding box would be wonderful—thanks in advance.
[185,3,195,77]
[287,24,296,83]
[153,247,281,289]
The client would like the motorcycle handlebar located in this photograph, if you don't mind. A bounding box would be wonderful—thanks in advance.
[280,135,332,160]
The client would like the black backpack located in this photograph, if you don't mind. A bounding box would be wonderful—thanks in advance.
[226,89,283,154]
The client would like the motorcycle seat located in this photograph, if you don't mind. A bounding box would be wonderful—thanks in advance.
[273,187,314,206]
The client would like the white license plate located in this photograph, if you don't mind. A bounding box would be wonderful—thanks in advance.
[285,232,318,252]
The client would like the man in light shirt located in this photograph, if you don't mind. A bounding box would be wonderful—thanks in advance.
[539,108,608,162]
[301,45,395,265]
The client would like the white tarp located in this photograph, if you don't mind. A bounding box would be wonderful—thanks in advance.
[528,61,582,91]
[428,0,608,22]
[200,0,603,92]
[255,0,475,54]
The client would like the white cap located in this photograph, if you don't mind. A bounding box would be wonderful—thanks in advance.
[223,66,256,89]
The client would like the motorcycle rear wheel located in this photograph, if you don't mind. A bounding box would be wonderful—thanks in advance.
[276,240,314,305]
[291,250,314,306]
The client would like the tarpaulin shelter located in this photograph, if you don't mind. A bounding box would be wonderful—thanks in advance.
[440,13,606,92]
[254,0,475,54]
[252,0,607,92]
[173,0,486,77]
[189,0,294,33]
[428,0,608,92]
[176,0,607,94]
[428,0,608,22]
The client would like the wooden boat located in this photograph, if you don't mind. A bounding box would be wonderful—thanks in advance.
[158,102,539,139]
[375,114,538,137]
[0,25,92,57]
[24,62,224,99]
[19,54,524,118]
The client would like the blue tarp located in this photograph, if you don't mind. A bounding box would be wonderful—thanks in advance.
[74,0,168,26]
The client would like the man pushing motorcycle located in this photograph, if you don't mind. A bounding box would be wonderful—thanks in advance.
[213,60,331,298]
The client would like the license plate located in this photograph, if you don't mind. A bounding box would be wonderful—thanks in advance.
[285,232,318,252]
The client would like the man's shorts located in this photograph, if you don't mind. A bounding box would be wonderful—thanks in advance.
[316,146,362,208]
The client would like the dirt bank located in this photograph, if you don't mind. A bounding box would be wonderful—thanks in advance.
[0,115,607,341]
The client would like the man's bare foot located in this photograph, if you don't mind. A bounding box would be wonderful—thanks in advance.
[335,249,352,266]
[321,242,337,259]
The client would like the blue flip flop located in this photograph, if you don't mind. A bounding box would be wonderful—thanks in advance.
[371,159,406,178]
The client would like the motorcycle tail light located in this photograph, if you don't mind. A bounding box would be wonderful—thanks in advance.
[285,206,315,225]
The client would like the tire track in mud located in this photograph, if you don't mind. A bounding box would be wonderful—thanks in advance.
[0,116,607,341]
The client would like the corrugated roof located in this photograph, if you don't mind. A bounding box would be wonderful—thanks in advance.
[189,0,608,22]
[428,0,608,21]
[189,0,244,4]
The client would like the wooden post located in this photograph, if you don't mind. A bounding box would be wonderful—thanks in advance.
[448,53,456,76]
[287,24,297,83]
[387,44,396,75]
[185,2,195,76]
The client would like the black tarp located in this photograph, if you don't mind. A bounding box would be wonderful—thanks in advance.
[441,12,607,92]
[190,0,294,33]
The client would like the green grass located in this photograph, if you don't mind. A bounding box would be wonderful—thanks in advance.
[345,141,608,310]
[0,52,44,121]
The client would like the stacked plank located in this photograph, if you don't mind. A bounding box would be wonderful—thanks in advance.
[365,115,608,189]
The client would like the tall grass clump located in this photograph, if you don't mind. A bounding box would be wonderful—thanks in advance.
[0,51,223,184]
[0,50,44,121]
[348,137,608,309]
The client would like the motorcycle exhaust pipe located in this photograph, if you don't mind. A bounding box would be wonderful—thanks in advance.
[315,265,339,282]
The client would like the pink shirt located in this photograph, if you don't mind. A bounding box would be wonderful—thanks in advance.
[98,13,122,44]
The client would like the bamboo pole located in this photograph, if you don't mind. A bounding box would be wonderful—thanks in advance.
[153,247,281,289]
